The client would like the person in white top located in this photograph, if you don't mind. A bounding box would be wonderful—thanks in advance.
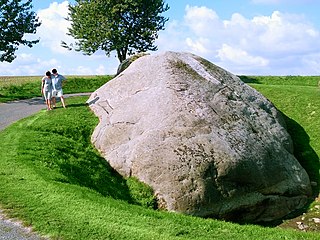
[51,68,67,108]
[41,71,53,110]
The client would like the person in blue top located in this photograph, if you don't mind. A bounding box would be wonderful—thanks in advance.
[51,68,67,108]
[41,71,53,110]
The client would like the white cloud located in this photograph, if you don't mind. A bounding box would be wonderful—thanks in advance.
[156,20,190,53]
[303,58,320,75]
[36,1,72,54]
[251,11,320,55]
[95,61,118,75]
[185,38,210,54]
[157,5,320,75]
[217,44,269,67]
[95,65,108,75]
[0,53,59,76]
[184,5,222,37]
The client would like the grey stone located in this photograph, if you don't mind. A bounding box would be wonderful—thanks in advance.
[88,51,312,223]
[116,52,149,75]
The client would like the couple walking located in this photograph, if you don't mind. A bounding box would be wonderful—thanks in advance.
[41,69,66,110]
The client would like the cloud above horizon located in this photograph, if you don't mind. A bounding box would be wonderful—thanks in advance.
[157,5,320,75]
[36,1,71,54]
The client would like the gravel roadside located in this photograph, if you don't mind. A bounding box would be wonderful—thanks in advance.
[0,93,92,239]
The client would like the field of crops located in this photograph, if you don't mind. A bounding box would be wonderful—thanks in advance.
[0,75,41,87]
[0,75,99,87]
[0,75,113,102]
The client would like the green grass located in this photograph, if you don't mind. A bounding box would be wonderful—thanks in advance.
[0,77,319,239]
[0,75,113,102]
[239,75,320,87]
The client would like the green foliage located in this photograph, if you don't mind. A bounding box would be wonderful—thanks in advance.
[126,177,157,209]
[0,0,41,62]
[116,52,149,75]
[0,75,113,102]
[0,81,41,102]
[65,0,169,62]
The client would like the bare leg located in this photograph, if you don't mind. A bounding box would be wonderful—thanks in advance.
[52,97,56,108]
[46,99,51,110]
[60,96,66,108]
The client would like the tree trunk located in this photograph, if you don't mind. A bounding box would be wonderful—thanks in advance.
[117,48,128,63]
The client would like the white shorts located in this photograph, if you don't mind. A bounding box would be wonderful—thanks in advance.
[44,91,52,100]
[52,89,63,98]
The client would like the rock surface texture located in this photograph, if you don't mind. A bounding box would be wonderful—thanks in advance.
[88,51,311,223]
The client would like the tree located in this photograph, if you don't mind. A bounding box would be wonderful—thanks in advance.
[0,0,41,62]
[64,0,169,63]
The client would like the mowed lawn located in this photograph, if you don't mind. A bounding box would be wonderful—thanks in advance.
[0,75,319,239]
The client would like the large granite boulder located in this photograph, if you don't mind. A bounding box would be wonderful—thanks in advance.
[116,52,149,75]
[87,51,312,223]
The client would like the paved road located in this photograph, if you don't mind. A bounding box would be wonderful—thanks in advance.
[0,97,46,131]
[0,93,92,131]
[0,93,92,239]
[0,209,45,240]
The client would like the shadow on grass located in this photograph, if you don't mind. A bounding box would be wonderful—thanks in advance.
[238,75,261,84]
[0,95,40,103]
[55,147,134,203]
[260,114,320,228]
[283,115,320,197]
[53,103,87,109]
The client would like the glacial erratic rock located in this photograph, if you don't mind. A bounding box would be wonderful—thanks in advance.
[88,51,312,223]
[116,52,150,75]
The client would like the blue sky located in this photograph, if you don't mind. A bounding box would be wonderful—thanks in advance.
[0,0,320,76]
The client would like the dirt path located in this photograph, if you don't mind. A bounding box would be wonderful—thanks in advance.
[0,93,92,239]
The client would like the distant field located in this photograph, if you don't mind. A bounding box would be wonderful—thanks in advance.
[0,75,103,87]
[0,75,114,102]
[2,74,318,87]
[239,75,320,87]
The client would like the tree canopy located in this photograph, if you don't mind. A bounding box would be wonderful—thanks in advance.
[0,0,41,62]
[64,0,169,63]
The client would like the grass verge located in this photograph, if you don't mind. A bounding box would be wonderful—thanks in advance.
[0,94,319,239]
